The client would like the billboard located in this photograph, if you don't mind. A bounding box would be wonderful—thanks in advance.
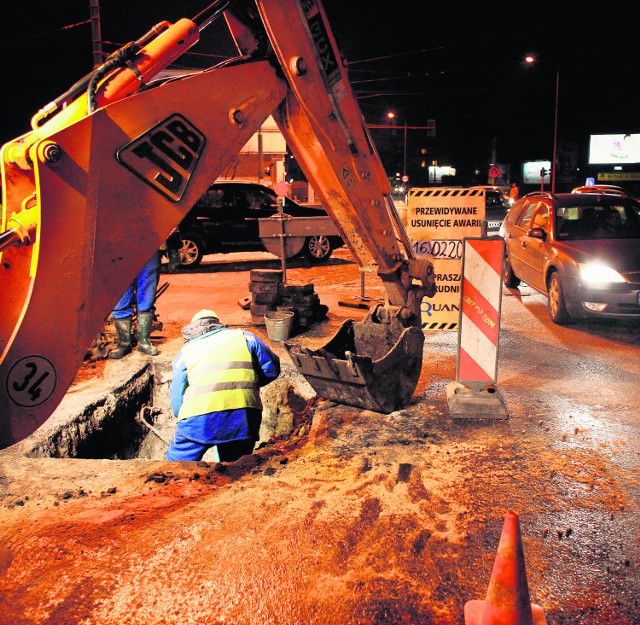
[522,160,551,185]
[589,134,640,164]
[427,165,457,184]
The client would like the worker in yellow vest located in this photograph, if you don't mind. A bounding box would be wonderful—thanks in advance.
[166,309,281,462]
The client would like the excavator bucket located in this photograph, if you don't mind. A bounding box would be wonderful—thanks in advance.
[284,305,424,414]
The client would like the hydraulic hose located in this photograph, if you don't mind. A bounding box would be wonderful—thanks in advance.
[30,71,93,129]
[33,2,231,125]
[87,21,171,113]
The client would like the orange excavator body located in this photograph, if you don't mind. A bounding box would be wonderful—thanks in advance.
[0,0,435,448]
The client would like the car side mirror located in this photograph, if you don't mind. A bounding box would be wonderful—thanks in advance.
[528,227,547,240]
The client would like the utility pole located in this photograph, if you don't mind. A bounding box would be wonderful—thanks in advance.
[369,119,436,182]
[89,0,105,68]
[551,68,559,193]
[403,122,407,179]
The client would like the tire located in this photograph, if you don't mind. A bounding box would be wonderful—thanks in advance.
[502,255,520,288]
[179,233,205,267]
[303,235,333,262]
[548,272,571,325]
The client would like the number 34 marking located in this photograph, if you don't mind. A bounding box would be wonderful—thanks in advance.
[6,356,57,407]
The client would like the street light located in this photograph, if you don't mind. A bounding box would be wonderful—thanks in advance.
[526,54,559,192]
[386,111,407,179]
[368,113,436,184]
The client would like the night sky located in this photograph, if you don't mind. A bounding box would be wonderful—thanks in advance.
[1,2,637,186]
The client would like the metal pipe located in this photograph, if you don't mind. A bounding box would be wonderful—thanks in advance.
[137,406,171,446]
[0,229,22,253]
[192,0,231,31]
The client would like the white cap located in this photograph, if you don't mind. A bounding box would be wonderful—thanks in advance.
[191,309,220,323]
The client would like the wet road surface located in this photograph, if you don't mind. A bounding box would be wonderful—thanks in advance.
[0,248,638,624]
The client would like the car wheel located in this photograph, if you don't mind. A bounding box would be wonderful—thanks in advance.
[303,235,333,262]
[179,234,204,267]
[548,272,571,325]
[502,255,520,288]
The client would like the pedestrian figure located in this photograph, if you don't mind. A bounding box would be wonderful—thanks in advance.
[509,182,519,201]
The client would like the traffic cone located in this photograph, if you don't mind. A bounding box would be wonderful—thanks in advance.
[464,509,547,625]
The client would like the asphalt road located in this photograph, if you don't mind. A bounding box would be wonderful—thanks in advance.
[0,247,638,625]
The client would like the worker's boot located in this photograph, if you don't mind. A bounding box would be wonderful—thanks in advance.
[136,311,159,356]
[167,248,181,273]
[108,316,132,359]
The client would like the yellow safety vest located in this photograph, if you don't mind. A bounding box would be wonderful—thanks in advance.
[178,329,260,420]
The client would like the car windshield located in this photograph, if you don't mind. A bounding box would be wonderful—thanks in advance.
[486,191,509,210]
[554,201,640,240]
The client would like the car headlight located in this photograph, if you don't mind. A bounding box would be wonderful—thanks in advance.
[579,262,625,286]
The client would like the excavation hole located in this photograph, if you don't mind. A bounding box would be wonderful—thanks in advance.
[22,360,316,461]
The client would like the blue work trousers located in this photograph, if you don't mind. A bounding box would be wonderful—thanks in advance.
[112,250,161,319]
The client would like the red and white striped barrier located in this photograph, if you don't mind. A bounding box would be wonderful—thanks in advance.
[458,238,504,386]
[447,237,507,419]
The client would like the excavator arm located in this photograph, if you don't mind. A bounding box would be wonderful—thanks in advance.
[0,0,435,448]
[226,0,435,313]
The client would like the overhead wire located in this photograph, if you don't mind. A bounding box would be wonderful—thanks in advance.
[0,19,90,45]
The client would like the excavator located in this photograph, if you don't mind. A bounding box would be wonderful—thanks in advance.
[0,0,436,449]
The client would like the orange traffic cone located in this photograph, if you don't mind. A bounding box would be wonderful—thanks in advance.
[464,510,547,625]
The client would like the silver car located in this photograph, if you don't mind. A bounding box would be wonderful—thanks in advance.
[499,191,640,324]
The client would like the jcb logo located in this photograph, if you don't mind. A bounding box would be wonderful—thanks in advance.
[117,114,206,202]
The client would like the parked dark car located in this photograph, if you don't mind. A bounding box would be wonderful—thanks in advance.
[499,191,640,324]
[174,181,344,267]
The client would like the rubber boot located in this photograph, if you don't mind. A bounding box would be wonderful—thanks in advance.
[167,248,181,273]
[108,317,132,359]
[137,311,159,356]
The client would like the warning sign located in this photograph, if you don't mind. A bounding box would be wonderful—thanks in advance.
[407,187,486,330]
[421,259,462,331]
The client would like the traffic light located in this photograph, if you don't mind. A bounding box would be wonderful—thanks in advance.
[540,168,548,178]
